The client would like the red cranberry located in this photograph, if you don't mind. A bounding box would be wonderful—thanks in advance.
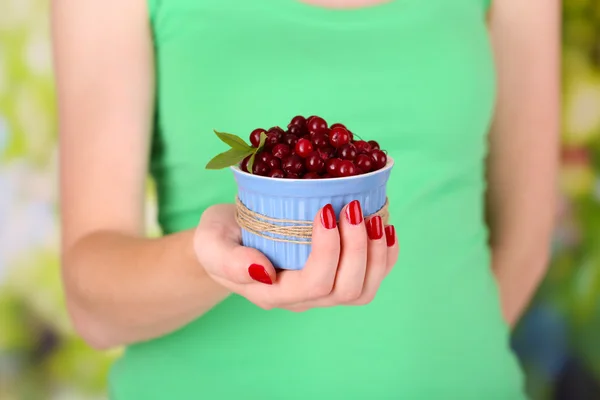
[268,126,285,135]
[282,154,305,175]
[268,157,281,170]
[288,124,305,137]
[354,140,371,154]
[252,161,269,176]
[311,132,329,148]
[250,128,265,148]
[330,123,346,129]
[307,116,328,136]
[295,138,314,158]
[272,143,291,159]
[303,172,321,179]
[370,150,387,170]
[305,151,325,173]
[318,146,336,160]
[329,127,350,148]
[269,169,285,178]
[288,115,306,129]
[355,153,373,173]
[326,158,342,177]
[283,133,299,147]
[321,173,333,179]
[348,131,354,142]
[368,140,380,150]
[338,143,357,161]
[258,151,272,164]
[285,172,300,179]
[240,155,251,172]
[338,160,357,177]
[265,131,283,149]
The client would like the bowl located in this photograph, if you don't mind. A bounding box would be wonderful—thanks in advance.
[231,158,394,270]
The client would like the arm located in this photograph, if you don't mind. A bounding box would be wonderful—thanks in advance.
[52,0,229,349]
[486,0,560,326]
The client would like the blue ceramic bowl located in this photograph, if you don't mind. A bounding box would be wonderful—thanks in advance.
[231,158,394,270]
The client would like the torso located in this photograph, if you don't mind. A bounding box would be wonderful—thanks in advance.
[110,1,526,398]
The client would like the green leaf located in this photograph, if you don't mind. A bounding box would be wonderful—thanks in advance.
[213,130,252,151]
[247,152,257,175]
[257,132,268,150]
[205,148,253,170]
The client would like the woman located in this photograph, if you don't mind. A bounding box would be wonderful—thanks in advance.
[51,0,558,398]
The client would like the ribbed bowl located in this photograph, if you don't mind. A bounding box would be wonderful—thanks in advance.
[231,158,394,270]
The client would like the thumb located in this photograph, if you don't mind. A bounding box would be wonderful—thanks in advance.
[196,226,276,285]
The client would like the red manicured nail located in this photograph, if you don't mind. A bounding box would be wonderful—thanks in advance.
[385,225,396,247]
[367,216,384,240]
[248,264,272,285]
[321,204,337,230]
[345,200,363,225]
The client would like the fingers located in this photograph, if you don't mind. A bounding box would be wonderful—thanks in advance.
[268,204,341,304]
[384,225,399,275]
[195,220,277,285]
[348,216,387,305]
[326,200,368,303]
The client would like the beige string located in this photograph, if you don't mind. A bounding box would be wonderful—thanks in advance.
[235,197,389,245]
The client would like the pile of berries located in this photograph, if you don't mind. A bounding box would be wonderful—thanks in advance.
[241,115,388,179]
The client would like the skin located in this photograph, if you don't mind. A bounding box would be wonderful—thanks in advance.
[51,0,558,349]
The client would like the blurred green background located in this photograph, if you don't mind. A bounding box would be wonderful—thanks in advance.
[1,0,600,399]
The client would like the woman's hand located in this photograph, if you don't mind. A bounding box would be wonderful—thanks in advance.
[194,201,399,312]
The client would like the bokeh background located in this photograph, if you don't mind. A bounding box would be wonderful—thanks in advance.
[1,0,600,399]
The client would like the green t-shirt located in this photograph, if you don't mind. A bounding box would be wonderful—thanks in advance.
[110,1,527,398]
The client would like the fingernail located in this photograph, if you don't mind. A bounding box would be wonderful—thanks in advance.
[345,200,363,225]
[385,225,396,247]
[248,264,273,285]
[321,204,337,230]
[367,216,384,240]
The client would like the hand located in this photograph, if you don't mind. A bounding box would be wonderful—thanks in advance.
[194,201,399,311]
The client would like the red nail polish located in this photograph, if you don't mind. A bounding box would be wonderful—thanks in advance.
[321,204,337,230]
[248,264,272,285]
[345,200,363,225]
[367,216,384,240]
[385,225,396,247]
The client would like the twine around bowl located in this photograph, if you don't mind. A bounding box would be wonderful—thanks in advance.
[235,197,390,245]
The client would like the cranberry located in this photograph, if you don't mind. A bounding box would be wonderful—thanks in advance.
[269,169,285,178]
[285,172,300,179]
[240,155,251,172]
[288,124,305,137]
[283,133,299,148]
[295,138,313,158]
[338,143,357,161]
[338,160,357,177]
[329,126,350,148]
[252,161,269,176]
[305,151,325,173]
[258,151,272,164]
[272,143,291,159]
[311,132,329,148]
[303,172,321,179]
[355,153,373,173]
[288,115,306,129]
[282,154,305,175]
[318,146,336,160]
[268,157,281,170]
[354,140,371,154]
[326,158,342,177]
[370,150,387,170]
[268,126,285,135]
[307,116,328,136]
[265,131,283,149]
[250,128,265,148]
[368,140,380,150]
[348,131,355,142]
[321,173,333,179]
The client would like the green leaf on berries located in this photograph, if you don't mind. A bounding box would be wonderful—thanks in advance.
[205,148,254,170]
[247,133,268,174]
[213,130,253,151]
